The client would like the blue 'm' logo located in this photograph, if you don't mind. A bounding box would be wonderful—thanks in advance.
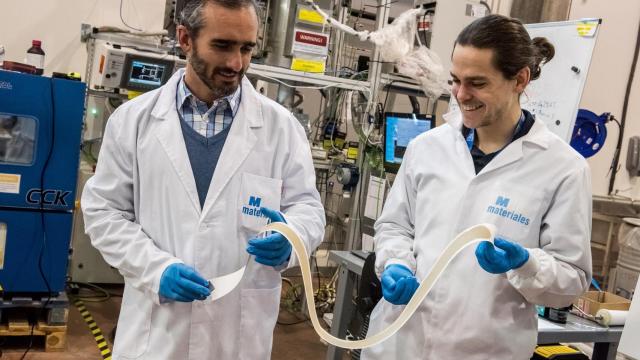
[487,195,529,226]
[248,196,262,207]
[242,195,267,218]
[495,196,510,207]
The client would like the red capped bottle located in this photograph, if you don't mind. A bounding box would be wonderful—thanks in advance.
[26,40,45,75]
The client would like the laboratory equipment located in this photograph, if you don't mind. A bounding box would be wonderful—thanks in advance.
[383,112,434,173]
[68,162,124,284]
[0,70,85,294]
[570,109,610,158]
[336,163,359,193]
[90,39,186,92]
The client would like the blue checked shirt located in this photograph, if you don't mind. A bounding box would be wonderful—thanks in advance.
[176,75,242,137]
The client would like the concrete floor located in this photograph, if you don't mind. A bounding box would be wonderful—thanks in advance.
[0,286,344,360]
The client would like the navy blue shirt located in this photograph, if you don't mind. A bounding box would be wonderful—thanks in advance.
[462,109,535,174]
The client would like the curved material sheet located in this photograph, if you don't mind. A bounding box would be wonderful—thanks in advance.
[263,222,496,349]
[205,222,495,348]
[205,265,246,303]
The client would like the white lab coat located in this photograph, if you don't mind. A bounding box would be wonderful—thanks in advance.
[362,110,592,360]
[81,70,325,360]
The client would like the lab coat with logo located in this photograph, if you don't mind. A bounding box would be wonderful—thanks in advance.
[362,110,592,360]
[81,70,325,359]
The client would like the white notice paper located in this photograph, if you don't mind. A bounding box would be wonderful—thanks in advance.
[364,176,385,220]
[618,279,640,358]
[362,233,374,252]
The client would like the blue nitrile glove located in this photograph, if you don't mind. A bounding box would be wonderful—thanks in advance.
[159,263,211,302]
[381,264,419,305]
[475,238,530,274]
[246,207,292,267]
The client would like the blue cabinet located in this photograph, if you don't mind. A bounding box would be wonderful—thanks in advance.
[0,70,85,294]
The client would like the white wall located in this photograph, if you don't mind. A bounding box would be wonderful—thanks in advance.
[569,0,640,198]
[0,0,166,77]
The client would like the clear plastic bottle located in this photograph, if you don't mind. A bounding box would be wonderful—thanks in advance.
[26,40,45,75]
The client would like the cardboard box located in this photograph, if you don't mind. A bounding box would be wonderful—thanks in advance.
[574,291,631,316]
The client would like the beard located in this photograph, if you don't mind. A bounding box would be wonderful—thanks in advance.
[189,43,244,99]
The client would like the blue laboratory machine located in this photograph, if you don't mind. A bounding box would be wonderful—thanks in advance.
[0,70,85,294]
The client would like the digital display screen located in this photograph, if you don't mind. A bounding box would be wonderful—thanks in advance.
[384,113,434,166]
[128,61,166,86]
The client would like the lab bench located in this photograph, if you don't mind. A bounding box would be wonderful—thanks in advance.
[326,250,623,360]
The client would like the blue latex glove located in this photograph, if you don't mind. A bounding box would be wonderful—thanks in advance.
[381,264,419,305]
[159,263,211,302]
[246,207,292,267]
[475,238,529,274]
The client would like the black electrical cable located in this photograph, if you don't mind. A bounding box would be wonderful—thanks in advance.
[382,80,396,113]
[479,1,492,13]
[20,81,57,360]
[277,318,309,326]
[408,95,420,114]
[605,115,622,179]
[608,18,640,195]
[419,12,429,47]
[69,282,123,302]
[120,0,143,32]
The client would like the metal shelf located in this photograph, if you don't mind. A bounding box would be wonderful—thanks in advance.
[380,72,425,96]
[246,63,371,93]
[380,72,451,101]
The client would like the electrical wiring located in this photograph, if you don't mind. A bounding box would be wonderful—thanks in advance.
[277,317,310,326]
[69,282,123,303]
[608,18,640,194]
[279,268,337,326]
[93,26,167,37]
[119,0,144,32]
[328,92,348,155]
[256,73,370,94]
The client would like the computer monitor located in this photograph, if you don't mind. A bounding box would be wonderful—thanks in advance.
[121,54,175,92]
[384,112,435,173]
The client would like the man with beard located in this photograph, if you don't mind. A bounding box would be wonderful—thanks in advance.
[81,0,325,358]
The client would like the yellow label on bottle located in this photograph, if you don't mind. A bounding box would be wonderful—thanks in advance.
[298,8,325,24]
[291,58,326,73]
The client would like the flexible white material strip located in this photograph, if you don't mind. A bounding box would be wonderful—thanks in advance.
[264,222,496,349]
[205,265,246,303]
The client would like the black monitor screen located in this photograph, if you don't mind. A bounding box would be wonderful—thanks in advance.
[129,61,166,87]
[121,54,175,92]
[384,113,434,172]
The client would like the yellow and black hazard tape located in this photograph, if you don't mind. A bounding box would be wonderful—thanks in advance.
[73,298,112,360]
